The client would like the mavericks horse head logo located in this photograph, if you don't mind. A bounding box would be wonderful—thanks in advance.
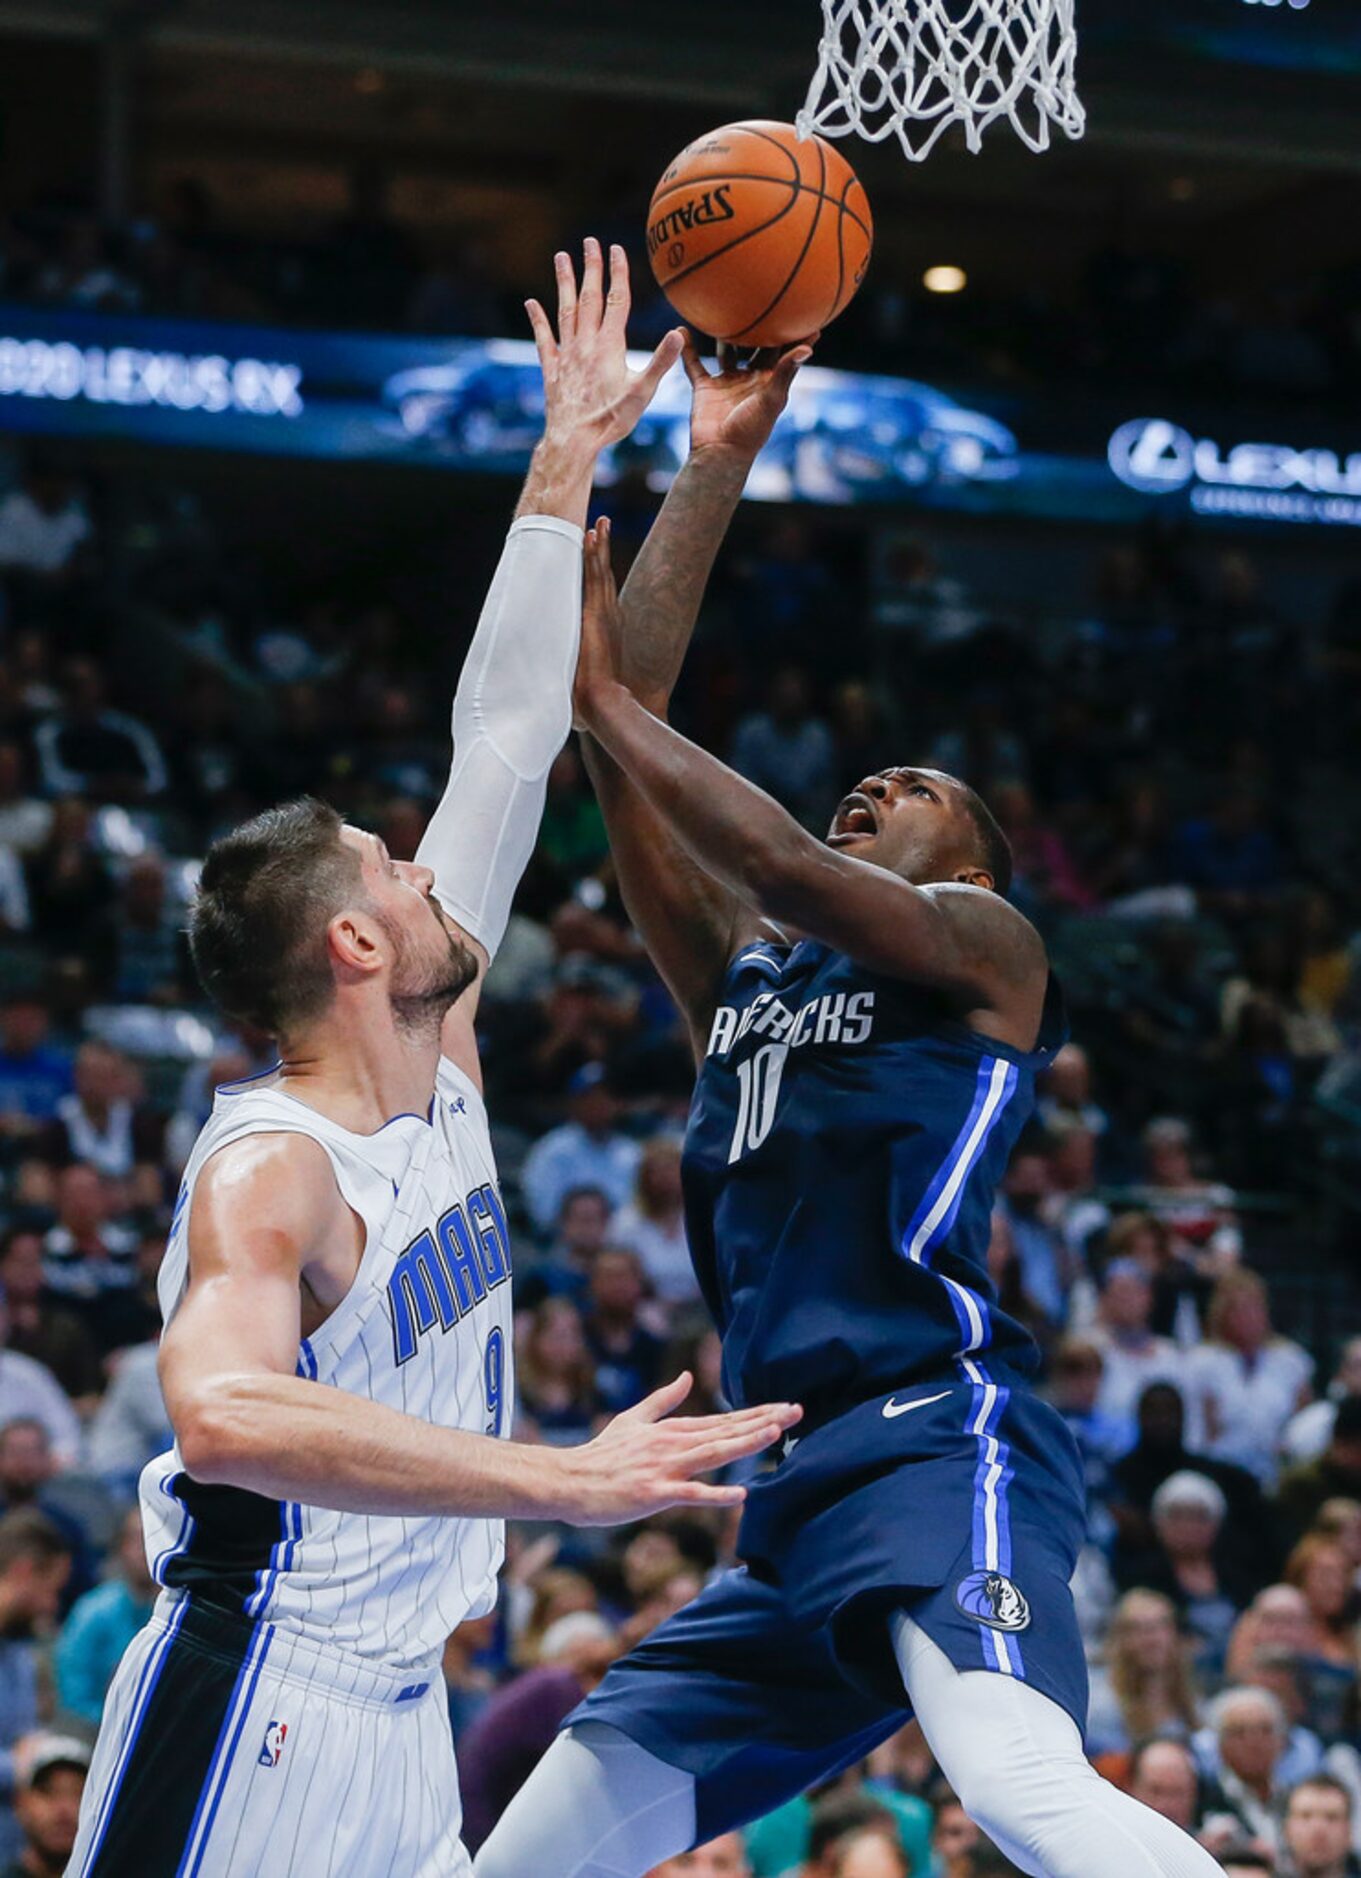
[955,1570,1032,1633]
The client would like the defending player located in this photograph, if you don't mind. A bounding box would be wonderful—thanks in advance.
[68,250,799,1878]
[474,346,1223,1878]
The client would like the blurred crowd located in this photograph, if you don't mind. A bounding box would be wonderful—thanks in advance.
[2,175,1360,404]
[0,423,1356,1878]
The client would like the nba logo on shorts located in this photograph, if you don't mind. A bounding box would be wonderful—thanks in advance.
[956,1571,1031,1633]
[258,1721,288,1768]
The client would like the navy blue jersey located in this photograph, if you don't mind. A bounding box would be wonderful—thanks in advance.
[683,936,1068,1419]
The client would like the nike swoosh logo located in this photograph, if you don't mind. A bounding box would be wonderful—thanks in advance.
[882,1390,952,1420]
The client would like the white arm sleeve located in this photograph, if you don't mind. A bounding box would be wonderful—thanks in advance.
[416,514,583,960]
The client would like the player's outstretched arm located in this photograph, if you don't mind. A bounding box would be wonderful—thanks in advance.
[161,1135,798,1525]
[416,242,686,1082]
[576,531,1044,1038]
[581,336,813,1052]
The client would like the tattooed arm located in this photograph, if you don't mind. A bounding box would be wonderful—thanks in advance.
[581,336,813,1055]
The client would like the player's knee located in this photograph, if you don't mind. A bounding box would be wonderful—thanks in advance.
[945,1735,1091,1860]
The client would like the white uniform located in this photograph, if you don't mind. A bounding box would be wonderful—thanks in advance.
[71,1057,514,1878]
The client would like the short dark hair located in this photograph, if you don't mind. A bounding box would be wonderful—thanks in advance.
[0,1507,69,1574]
[1288,1772,1354,1817]
[958,783,1014,895]
[189,797,363,1036]
[808,1794,897,1863]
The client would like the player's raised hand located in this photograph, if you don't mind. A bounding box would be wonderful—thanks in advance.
[573,516,623,730]
[552,1371,801,1526]
[682,329,816,462]
[526,238,685,452]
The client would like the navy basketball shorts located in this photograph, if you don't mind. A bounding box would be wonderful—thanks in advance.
[571,1363,1090,1843]
[70,1596,470,1878]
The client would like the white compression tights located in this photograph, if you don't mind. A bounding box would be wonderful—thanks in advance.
[472,1617,1223,1878]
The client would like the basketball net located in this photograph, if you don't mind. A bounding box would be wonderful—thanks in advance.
[797,0,1086,161]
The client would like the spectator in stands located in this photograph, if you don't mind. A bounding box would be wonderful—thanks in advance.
[1170,786,1285,917]
[4,1731,88,1878]
[1050,1332,1129,1464]
[1109,1382,1276,1593]
[1216,1853,1276,1877]
[1284,1345,1361,1467]
[0,1232,99,1406]
[1278,1401,1361,1543]
[102,856,190,1004]
[1046,1116,1109,1278]
[989,779,1095,913]
[1226,1585,1314,1685]
[1090,1260,1185,1436]
[1037,1043,1109,1145]
[0,1510,72,1866]
[1105,1211,1212,1348]
[53,1507,155,1726]
[1222,926,1340,1067]
[0,1286,80,1466]
[39,1164,137,1344]
[729,666,837,830]
[1086,1588,1201,1758]
[1119,1471,1253,1674]
[0,746,52,861]
[1188,1269,1313,1487]
[520,1186,614,1310]
[0,1002,70,1138]
[1128,1737,1201,1837]
[1136,1118,1242,1272]
[930,1790,980,1878]
[520,1064,641,1239]
[610,1136,695,1307]
[582,1248,664,1416]
[0,464,90,583]
[1280,1774,1360,1878]
[998,1143,1068,1327]
[22,800,113,972]
[795,1794,906,1878]
[514,1299,598,1445]
[828,1829,909,1877]
[33,660,166,804]
[645,1836,751,1878]
[1199,1685,1293,1861]
[84,1339,169,1491]
[0,1421,93,1597]
[36,1043,161,1181]
[1283,1535,1360,1679]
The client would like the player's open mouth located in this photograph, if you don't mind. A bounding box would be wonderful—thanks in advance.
[828,794,879,845]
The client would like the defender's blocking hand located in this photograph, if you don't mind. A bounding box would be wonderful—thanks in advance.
[526,239,685,452]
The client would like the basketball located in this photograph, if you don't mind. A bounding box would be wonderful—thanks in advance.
[646,119,873,349]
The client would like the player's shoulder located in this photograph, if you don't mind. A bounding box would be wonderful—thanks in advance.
[919,881,1047,982]
[193,1130,345,1250]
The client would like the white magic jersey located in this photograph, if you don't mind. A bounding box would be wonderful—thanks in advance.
[140,1056,515,1674]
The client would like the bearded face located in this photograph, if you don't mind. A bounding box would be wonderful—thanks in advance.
[381,895,479,1038]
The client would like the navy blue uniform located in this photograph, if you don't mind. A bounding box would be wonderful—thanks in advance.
[574,938,1089,1842]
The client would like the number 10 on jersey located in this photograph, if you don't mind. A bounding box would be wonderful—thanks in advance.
[729,1044,788,1164]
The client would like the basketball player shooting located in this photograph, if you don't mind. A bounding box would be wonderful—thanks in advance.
[68,246,800,1878]
[475,345,1223,1878]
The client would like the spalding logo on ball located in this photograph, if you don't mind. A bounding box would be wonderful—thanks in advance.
[647,119,873,348]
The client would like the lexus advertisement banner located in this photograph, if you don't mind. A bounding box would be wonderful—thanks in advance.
[0,304,1357,532]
